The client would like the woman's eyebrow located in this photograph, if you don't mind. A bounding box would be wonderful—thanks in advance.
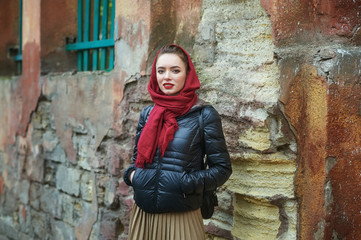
[157,65,181,69]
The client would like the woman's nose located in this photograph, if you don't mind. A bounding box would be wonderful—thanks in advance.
[164,70,170,79]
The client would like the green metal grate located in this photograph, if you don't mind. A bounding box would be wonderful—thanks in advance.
[66,0,115,71]
[14,0,22,74]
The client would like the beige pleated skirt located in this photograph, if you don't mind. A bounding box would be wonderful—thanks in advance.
[128,204,206,240]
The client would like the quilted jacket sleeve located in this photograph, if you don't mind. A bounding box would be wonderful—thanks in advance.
[123,105,153,186]
[181,106,232,194]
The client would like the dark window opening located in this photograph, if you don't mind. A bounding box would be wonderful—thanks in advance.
[66,0,115,72]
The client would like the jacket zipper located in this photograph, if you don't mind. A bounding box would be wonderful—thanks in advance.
[154,150,162,210]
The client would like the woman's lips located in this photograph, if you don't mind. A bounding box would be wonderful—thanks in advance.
[163,83,174,89]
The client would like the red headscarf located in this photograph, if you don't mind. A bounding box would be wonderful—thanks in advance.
[135,44,200,168]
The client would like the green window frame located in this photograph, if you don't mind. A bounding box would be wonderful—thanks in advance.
[66,0,115,71]
[14,0,22,74]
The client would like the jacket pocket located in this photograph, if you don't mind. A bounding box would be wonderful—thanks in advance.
[132,168,157,191]
[180,172,194,195]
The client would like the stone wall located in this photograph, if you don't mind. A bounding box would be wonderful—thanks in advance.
[193,0,297,239]
[0,72,128,239]
[0,0,297,239]
[263,0,361,239]
[1,0,361,239]
[1,0,294,239]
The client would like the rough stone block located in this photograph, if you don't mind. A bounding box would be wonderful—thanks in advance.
[60,193,75,225]
[31,101,52,130]
[3,188,18,215]
[238,126,271,151]
[52,220,76,240]
[227,152,296,198]
[44,143,66,163]
[56,165,81,196]
[105,177,119,209]
[29,182,42,210]
[239,106,269,126]
[215,189,232,213]
[204,218,233,240]
[25,144,44,183]
[0,216,20,240]
[44,160,57,186]
[232,194,280,240]
[42,130,58,152]
[198,22,215,42]
[109,141,132,176]
[117,179,132,197]
[277,200,297,240]
[18,204,32,234]
[80,171,93,202]
[100,212,123,240]
[194,44,216,67]
[194,0,279,112]
[18,179,30,204]
[40,185,61,219]
[30,209,51,240]
[89,220,101,240]
[74,199,98,240]
[73,134,92,171]
[72,200,83,226]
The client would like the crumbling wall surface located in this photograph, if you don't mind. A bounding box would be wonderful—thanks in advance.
[278,46,361,240]
[263,0,361,239]
[194,0,297,239]
[261,0,361,45]
[325,49,361,239]
[0,0,296,239]
[0,0,147,239]
[0,73,127,240]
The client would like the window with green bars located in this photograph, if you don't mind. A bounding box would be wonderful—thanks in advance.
[14,0,22,74]
[66,0,115,71]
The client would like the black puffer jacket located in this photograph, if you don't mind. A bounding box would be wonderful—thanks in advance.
[123,104,232,213]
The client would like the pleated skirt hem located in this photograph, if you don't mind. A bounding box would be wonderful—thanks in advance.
[128,204,206,240]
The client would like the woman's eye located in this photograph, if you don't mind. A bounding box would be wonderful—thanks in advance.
[158,70,164,74]
[173,70,180,73]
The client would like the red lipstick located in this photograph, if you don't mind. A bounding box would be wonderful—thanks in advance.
[163,83,174,89]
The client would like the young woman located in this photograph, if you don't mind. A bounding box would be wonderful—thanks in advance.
[123,44,232,240]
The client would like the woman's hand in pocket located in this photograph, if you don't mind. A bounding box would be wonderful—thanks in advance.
[130,170,135,183]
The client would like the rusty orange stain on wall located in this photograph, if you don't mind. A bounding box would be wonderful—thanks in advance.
[325,80,361,239]
[282,64,328,239]
[261,0,361,44]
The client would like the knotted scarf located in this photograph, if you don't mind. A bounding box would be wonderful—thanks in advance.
[135,44,200,168]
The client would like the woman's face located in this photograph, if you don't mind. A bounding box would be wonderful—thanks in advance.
[156,53,187,96]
